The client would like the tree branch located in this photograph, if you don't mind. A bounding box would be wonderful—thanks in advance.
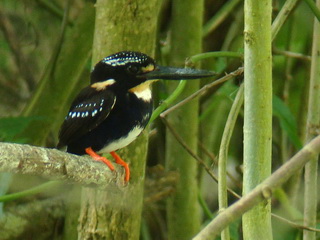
[193,135,320,240]
[0,142,125,189]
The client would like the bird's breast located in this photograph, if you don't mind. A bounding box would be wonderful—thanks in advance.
[96,88,153,153]
[98,126,144,153]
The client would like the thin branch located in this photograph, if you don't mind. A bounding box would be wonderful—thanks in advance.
[218,84,244,240]
[161,67,244,118]
[202,0,243,37]
[271,0,299,41]
[187,51,243,64]
[272,214,320,233]
[303,0,320,22]
[198,141,242,189]
[0,142,125,189]
[193,135,320,240]
[150,80,186,123]
[161,117,241,199]
[273,47,311,61]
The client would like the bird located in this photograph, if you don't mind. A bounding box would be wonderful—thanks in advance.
[57,51,214,182]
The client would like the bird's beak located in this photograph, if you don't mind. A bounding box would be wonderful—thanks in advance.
[141,65,215,80]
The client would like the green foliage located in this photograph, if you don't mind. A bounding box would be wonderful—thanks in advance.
[0,116,45,143]
[0,0,319,239]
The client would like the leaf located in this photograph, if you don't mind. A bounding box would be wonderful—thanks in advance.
[273,96,303,149]
[0,116,44,143]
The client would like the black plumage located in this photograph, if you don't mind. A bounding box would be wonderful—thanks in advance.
[57,51,214,181]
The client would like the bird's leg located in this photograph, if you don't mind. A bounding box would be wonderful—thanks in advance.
[85,147,115,171]
[110,151,130,182]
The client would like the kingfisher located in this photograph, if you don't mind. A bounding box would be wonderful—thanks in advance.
[57,51,214,182]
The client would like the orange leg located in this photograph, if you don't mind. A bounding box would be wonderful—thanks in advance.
[110,151,130,182]
[85,147,115,171]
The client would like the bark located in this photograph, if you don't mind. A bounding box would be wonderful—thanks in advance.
[0,142,124,188]
[78,0,161,239]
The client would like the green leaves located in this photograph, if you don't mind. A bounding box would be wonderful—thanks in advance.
[0,116,44,143]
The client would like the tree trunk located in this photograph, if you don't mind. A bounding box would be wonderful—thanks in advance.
[77,1,161,239]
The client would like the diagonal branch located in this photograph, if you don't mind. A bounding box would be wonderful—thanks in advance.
[193,135,320,240]
[161,117,241,199]
[160,67,244,118]
[0,142,125,189]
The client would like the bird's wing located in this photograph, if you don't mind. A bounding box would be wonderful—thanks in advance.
[57,86,116,148]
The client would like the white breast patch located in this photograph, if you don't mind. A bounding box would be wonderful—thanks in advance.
[99,126,144,153]
[133,88,152,102]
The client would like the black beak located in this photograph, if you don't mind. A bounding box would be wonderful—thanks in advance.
[142,65,215,80]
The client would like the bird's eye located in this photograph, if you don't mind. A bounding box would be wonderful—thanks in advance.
[127,65,140,74]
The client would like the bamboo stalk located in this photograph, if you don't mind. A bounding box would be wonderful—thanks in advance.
[303,0,320,239]
[193,135,320,240]
[242,0,273,239]
[165,0,203,239]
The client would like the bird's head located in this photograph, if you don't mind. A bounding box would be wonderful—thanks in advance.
[90,51,214,91]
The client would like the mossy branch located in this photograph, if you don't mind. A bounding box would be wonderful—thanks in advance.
[0,142,125,189]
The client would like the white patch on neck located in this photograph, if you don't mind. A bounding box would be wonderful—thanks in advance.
[133,88,152,101]
[99,126,144,153]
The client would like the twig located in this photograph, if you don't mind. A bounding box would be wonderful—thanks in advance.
[218,84,244,240]
[198,141,241,189]
[271,0,299,41]
[160,67,244,118]
[271,213,320,233]
[202,0,243,37]
[150,80,186,123]
[188,51,243,64]
[161,117,241,199]
[193,135,320,240]
[303,0,320,22]
[273,48,311,61]
[0,142,125,189]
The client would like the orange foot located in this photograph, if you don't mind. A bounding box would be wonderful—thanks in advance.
[85,147,130,182]
[110,151,130,182]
